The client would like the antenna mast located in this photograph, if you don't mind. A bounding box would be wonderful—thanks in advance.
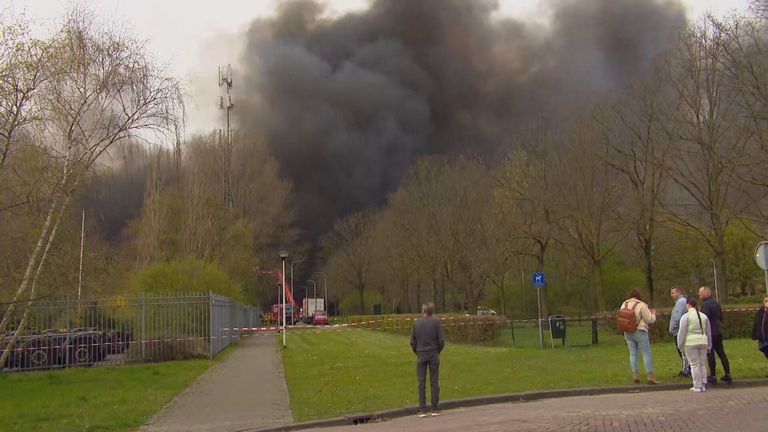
[218,64,235,209]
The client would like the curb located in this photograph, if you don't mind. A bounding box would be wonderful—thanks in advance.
[238,379,768,432]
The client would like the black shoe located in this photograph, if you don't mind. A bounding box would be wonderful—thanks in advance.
[721,374,732,384]
[707,376,717,385]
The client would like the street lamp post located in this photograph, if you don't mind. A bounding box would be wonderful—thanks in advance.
[308,280,317,298]
[290,259,303,305]
[711,259,720,302]
[279,250,289,348]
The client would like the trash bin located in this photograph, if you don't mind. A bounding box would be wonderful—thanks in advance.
[372,304,382,315]
[548,315,566,348]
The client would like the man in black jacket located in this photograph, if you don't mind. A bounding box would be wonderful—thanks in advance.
[410,302,445,417]
[698,286,732,384]
[753,296,768,377]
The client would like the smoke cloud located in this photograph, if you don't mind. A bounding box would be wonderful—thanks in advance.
[237,0,686,240]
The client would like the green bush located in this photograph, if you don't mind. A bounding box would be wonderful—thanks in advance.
[727,294,768,305]
[129,257,242,300]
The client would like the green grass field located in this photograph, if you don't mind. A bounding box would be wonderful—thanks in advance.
[0,342,245,432]
[0,360,211,431]
[282,328,768,422]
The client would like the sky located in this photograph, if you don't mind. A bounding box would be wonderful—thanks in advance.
[1,0,753,134]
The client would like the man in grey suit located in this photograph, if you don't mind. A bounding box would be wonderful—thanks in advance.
[410,302,445,417]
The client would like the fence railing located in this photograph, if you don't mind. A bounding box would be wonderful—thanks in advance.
[344,307,761,349]
[0,293,260,372]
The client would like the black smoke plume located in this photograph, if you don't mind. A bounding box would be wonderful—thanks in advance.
[237,0,686,241]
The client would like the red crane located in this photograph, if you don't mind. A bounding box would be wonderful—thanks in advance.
[255,269,298,325]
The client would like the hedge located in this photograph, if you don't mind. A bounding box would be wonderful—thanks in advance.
[346,314,504,344]
[608,307,762,341]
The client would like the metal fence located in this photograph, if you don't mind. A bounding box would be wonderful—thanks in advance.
[209,294,260,358]
[0,293,260,372]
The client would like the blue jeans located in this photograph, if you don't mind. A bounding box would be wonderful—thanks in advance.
[624,330,653,374]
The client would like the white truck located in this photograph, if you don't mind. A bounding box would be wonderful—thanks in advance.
[302,297,325,324]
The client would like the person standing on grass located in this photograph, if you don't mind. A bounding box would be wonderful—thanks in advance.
[669,286,690,377]
[621,289,660,385]
[698,286,732,384]
[752,296,768,377]
[677,298,712,392]
[410,302,445,418]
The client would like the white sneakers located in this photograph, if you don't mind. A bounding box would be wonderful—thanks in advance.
[689,387,705,392]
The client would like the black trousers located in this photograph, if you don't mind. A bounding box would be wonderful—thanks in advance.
[759,343,768,359]
[416,351,440,411]
[707,333,731,376]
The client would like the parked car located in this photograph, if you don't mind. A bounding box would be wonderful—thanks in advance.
[312,310,329,325]
[1,327,132,371]
[476,306,497,316]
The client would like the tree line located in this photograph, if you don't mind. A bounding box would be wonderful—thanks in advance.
[319,11,768,317]
[3,6,768,339]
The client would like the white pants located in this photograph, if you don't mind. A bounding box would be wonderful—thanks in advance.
[684,344,708,389]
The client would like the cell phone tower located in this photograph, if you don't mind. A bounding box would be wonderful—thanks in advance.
[218,64,235,209]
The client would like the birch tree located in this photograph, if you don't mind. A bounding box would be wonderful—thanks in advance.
[0,12,47,212]
[0,8,183,365]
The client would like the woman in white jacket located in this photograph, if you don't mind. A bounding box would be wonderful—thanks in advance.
[677,298,713,392]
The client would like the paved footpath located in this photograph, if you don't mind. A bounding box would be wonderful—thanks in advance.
[296,386,768,432]
[140,334,292,432]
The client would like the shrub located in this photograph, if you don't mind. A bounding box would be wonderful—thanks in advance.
[616,307,762,342]
[129,257,242,300]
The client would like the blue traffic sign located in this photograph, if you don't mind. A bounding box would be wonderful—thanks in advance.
[532,272,546,287]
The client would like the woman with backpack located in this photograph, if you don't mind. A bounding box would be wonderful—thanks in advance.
[752,296,768,376]
[620,289,659,385]
[677,298,713,392]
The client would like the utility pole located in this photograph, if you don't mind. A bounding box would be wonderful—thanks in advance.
[314,272,328,312]
[280,251,290,348]
[78,210,85,302]
[218,64,235,209]
[291,259,304,305]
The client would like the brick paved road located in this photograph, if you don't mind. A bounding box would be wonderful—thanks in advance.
[299,386,768,432]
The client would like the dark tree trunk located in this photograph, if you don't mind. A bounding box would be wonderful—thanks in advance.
[416,279,421,313]
[642,238,655,307]
[536,255,550,319]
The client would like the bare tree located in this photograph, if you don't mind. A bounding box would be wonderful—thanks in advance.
[321,212,376,314]
[493,129,564,318]
[0,8,183,365]
[554,120,629,313]
[661,20,753,303]
[133,150,175,264]
[594,66,674,306]
[368,211,417,312]
[712,14,768,224]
